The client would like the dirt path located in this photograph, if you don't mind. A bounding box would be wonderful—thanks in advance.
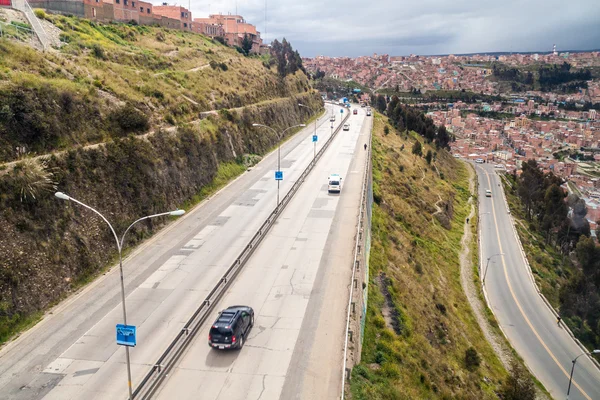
[459,164,512,369]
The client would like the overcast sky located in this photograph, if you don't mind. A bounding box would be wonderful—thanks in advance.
[171,0,600,58]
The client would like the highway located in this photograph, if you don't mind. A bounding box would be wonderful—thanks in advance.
[153,109,371,399]
[475,163,600,400]
[0,104,356,400]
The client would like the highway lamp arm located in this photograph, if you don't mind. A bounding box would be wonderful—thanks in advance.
[482,252,504,284]
[567,349,600,397]
[55,192,120,252]
[120,210,185,250]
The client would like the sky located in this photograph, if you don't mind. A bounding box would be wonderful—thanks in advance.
[167,0,600,58]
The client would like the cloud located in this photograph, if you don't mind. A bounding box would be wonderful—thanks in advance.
[165,0,600,57]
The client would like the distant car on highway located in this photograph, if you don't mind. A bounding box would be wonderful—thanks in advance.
[328,174,342,193]
[485,189,492,197]
[343,123,350,131]
[330,115,336,122]
[495,164,504,169]
[475,158,484,163]
[353,109,358,115]
[208,305,254,350]
[366,108,372,116]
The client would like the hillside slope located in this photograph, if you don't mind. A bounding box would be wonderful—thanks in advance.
[350,115,508,398]
[0,15,322,343]
[0,12,312,163]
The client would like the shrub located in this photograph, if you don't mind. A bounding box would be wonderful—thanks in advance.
[155,31,166,42]
[384,126,390,135]
[91,44,106,60]
[34,9,46,19]
[465,347,481,370]
[213,36,226,45]
[108,104,149,135]
[500,360,536,400]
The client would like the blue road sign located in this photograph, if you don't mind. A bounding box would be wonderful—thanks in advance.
[275,171,283,181]
[340,109,344,113]
[312,135,318,142]
[116,324,137,347]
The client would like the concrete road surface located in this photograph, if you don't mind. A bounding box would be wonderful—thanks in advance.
[154,109,371,400]
[475,163,600,400]
[0,104,347,400]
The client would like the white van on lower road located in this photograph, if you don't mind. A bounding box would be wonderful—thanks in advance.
[328,174,342,193]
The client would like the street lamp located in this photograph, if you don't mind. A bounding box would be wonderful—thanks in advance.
[482,253,504,284]
[252,123,306,207]
[298,103,317,161]
[54,192,185,399]
[567,349,600,398]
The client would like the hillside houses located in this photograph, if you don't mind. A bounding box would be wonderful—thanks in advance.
[24,0,263,52]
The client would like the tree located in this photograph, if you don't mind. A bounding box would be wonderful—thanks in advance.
[375,95,387,113]
[425,150,433,165]
[412,140,422,158]
[540,184,567,243]
[575,236,600,277]
[435,125,451,149]
[518,160,545,221]
[500,360,536,400]
[241,34,253,56]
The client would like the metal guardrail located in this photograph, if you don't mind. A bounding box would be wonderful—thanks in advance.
[0,19,35,39]
[340,116,372,399]
[132,110,351,399]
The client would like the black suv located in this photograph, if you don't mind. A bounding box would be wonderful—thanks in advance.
[208,305,254,350]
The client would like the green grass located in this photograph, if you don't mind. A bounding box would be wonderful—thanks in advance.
[350,114,507,399]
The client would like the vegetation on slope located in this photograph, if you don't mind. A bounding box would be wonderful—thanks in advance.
[0,16,322,343]
[0,14,312,163]
[350,114,509,398]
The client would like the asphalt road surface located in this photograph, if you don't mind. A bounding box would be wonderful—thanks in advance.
[0,104,351,400]
[475,163,600,400]
[153,108,371,400]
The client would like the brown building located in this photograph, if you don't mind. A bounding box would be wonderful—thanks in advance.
[137,0,152,25]
[195,14,262,52]
[153,3,191,30]
[192,17,224,38]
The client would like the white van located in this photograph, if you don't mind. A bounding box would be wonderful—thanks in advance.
[328,174,342,193]
[343,123,350,131]
[475,158,484,164]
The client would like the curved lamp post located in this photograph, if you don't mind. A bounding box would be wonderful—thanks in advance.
[55,192,184,399]
[482,252,504,284]
[567,350,600,399]
[567,349,600,398]
[298,103,317,161]
[252,123,306,206]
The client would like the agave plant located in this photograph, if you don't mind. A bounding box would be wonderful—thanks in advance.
[11,156,57,202]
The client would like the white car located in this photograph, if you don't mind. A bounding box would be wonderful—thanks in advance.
[485,189,492,197]
[475,158,484,164]
[343,123,350,131]
[329,115,336,122]
[328,174,342,193]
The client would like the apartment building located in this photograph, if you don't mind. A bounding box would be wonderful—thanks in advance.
[153,3,191,30]
[194,14,262,52]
